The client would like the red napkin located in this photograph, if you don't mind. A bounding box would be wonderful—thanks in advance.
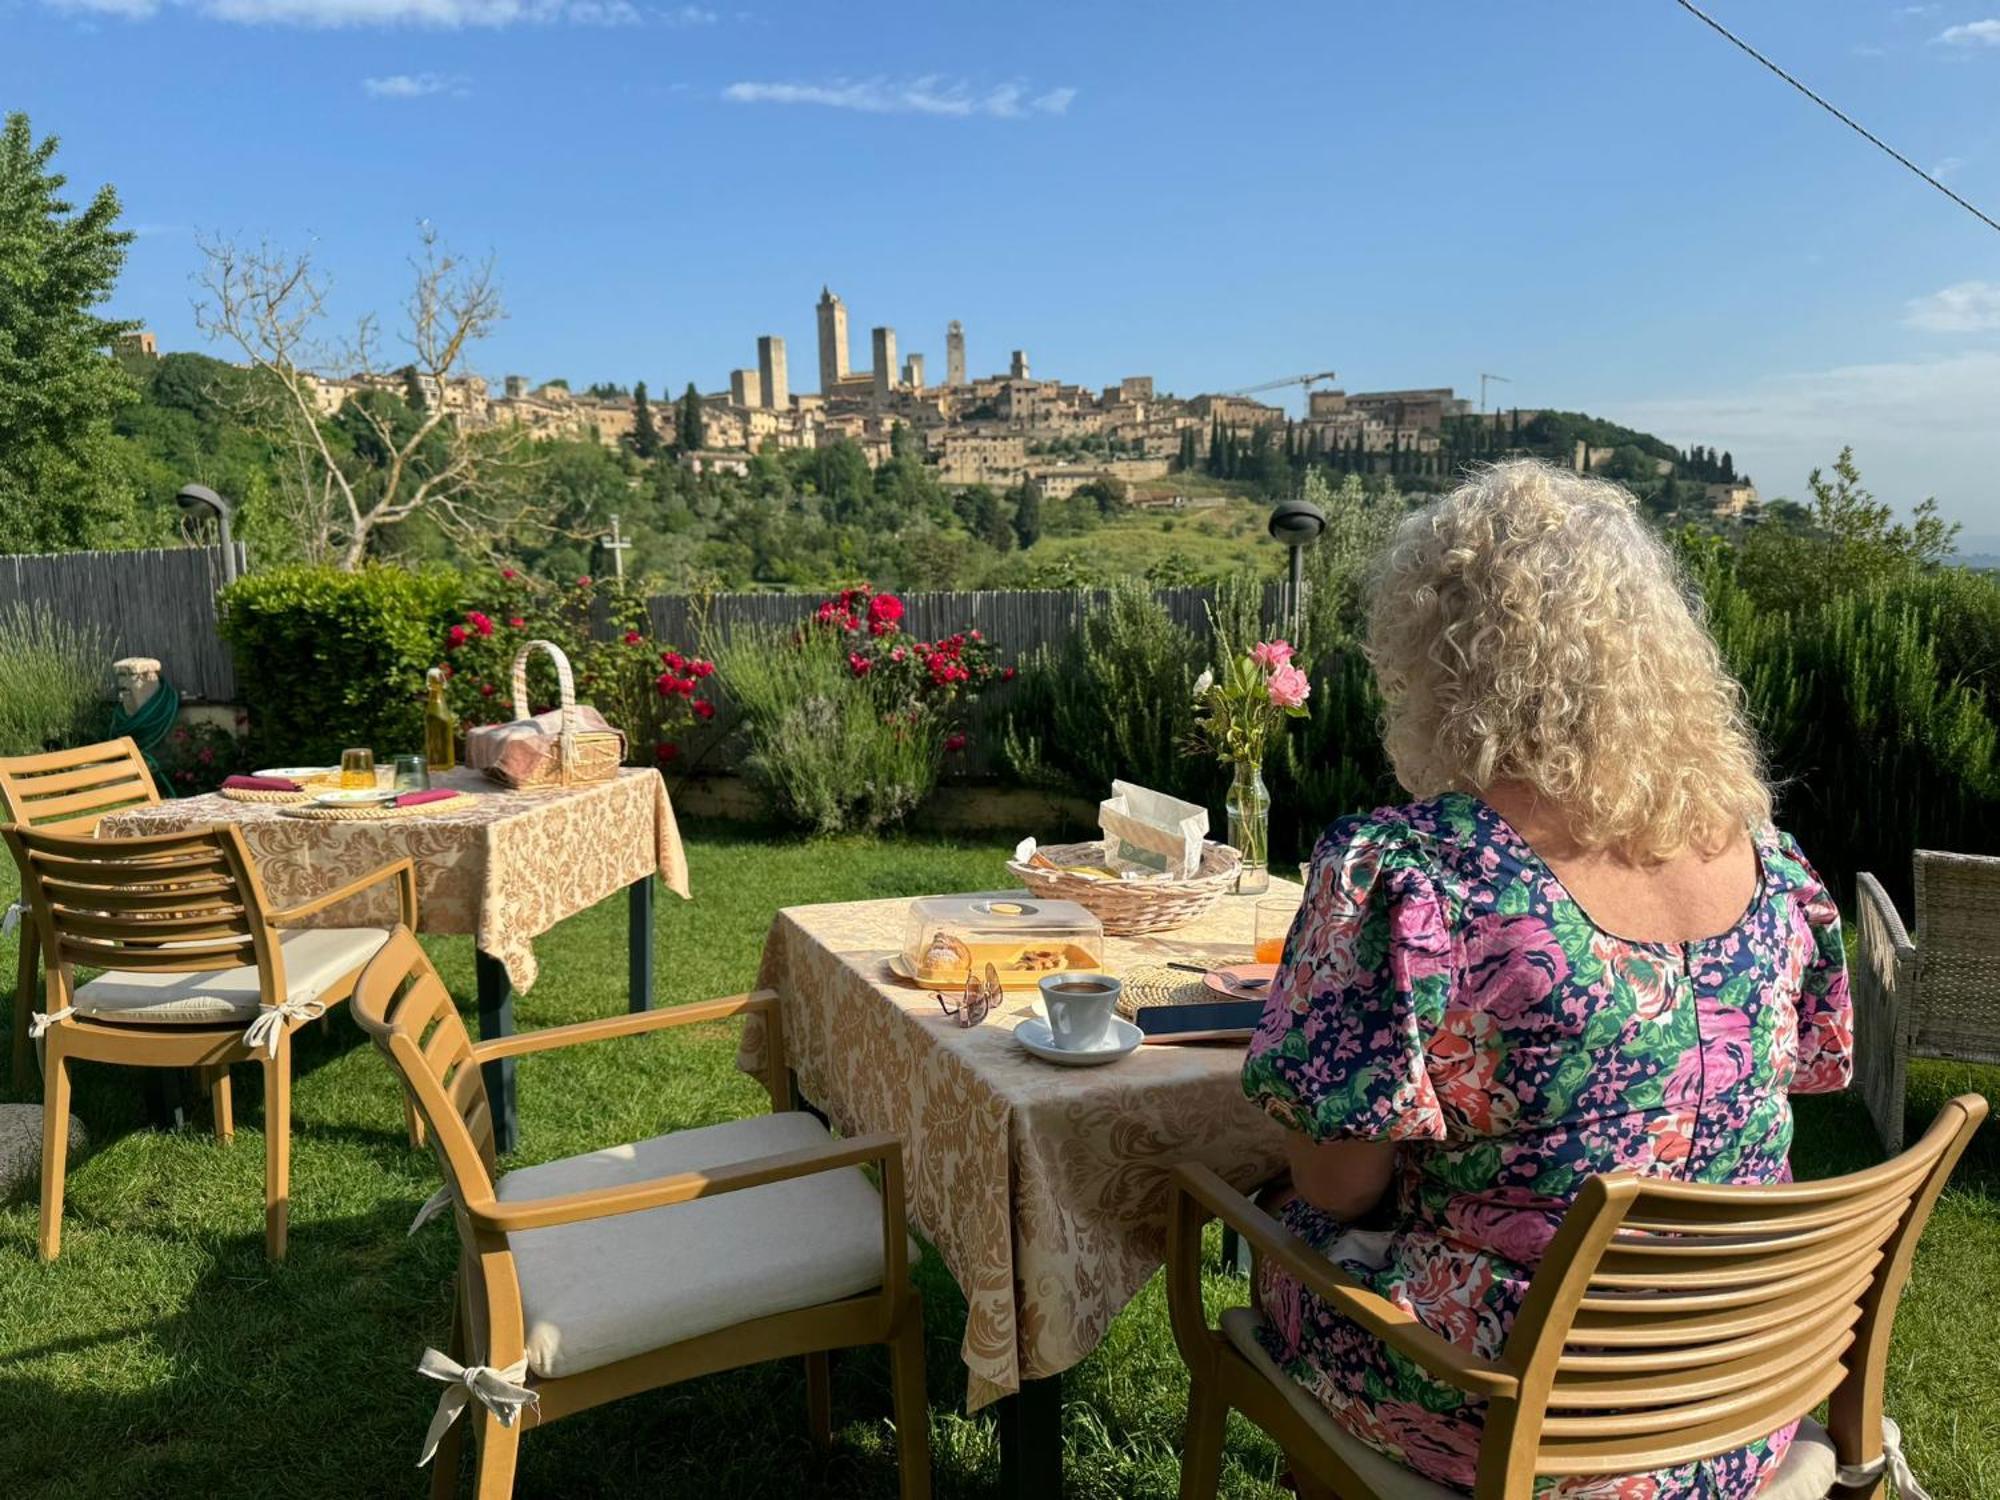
[224,774,301,792]
[393,788,456,808]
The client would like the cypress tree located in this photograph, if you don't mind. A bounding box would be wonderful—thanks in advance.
[632,380,660,458]
[677,381,703,451]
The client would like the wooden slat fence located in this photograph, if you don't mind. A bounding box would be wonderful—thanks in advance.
[0,545,246,701]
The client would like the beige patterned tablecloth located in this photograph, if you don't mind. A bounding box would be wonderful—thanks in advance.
[740,884,1295,1411]
[100,767,689,992]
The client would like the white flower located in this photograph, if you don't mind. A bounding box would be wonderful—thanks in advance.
[1192,669,1214,699]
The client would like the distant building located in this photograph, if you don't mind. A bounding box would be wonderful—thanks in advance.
[729,368,762,407]
[504,374,529,399]
[817,286,851,394]
[946,321,966,386]
[872,326,898,399]
[756,334,788,410]
[1344,388,1472,432]
[1009,349,1031,380]
[903,354,925,391]
[116,330,158,358]
[937,430,1027,485]
[1118,375,1154,403]
[1706,481,1759,517]
[677,449,751,478]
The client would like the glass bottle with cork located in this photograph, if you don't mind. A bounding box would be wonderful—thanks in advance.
[424,667,457,772]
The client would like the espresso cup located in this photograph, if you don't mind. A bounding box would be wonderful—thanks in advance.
[1039,973,1121,1051]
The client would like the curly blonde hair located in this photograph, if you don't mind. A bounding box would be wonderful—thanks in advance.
[1366,459,1769,861]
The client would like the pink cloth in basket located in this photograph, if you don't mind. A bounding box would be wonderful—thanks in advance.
[465,704,623,785]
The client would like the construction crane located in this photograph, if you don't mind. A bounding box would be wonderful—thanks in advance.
[1225,370,1338,399]
[1479,372,1511,413]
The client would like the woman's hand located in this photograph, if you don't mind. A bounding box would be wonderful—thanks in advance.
[1284,1135,1396,1221]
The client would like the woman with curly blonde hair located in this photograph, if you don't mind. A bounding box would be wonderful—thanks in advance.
[1242,460,1854,1496]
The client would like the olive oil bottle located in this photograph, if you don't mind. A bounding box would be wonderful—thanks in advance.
[423,667,457,772]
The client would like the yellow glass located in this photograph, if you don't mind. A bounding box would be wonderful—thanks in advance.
[339,747,376,790]
[1254,896,1301,967]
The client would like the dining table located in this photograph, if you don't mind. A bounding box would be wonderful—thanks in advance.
[738,879,1296,1498]
[99,764,690,1152]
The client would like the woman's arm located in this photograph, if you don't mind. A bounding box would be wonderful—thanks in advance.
[1285,1135,1397,1220]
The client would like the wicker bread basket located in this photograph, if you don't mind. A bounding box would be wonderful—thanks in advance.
[1005,840,1242,936]
[466,640,623,790]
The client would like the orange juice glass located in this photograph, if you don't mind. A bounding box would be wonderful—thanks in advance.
[339,747,376,790]
[1254,897,1300,966]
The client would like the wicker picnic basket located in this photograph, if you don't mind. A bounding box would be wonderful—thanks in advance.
[1004,840,1242,936]
[464,640,623,790]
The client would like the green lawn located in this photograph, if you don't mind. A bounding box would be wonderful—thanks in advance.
[0,826,1995,1499]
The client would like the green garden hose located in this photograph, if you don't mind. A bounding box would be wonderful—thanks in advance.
[109,673,184,798]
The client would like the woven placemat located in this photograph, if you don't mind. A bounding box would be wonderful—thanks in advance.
[1115,962,1221,1020]
[221,786,317,804]
[277,791,479,821]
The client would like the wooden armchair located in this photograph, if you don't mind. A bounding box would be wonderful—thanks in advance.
[1,738,162,1084]
[349,928,932,1500]
[3,821,414,1260]
[1168,1095,1986,1500]
[1855,851,2000,1152]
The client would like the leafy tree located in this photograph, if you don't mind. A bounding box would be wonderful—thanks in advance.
[1013,484,1042,549]
[400,363,427,413]
[631,380,660,459]
[676,382,703,451]
[0,111,140,552]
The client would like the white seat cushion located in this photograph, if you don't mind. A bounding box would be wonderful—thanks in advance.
[1219,1309,1840,1499]
[501,1111,903,1380]
[74,927,390,1025]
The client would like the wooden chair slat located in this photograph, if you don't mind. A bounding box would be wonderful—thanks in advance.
[1565,1261,1876,1348]
[32,854,235,889]
[21,779,161,823]
[1591,1202,1905,1287]
[56,910,253,944]
[1539,1348,1850,1438]
[12,761,153,799]
[57,940,255,973]
[1576,1246,1884,1316]
[1557,1297,1861,1374]
[1547,1307,1857,1409]
[1531,1361,1848,1475]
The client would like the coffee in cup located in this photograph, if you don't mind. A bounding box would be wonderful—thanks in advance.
[1039,973,1121,1051]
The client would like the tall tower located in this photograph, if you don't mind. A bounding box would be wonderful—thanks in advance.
[1010,349,1030,380]
[757,335,788,410]
[903,354,925,392]
[945,321,965,386]
[729,368,761,408]
[872,326,898,399]
[816,287,849,394]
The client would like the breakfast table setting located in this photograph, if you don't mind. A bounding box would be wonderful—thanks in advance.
[739,779,1302,1498]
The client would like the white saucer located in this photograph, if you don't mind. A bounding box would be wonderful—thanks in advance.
[1014,1015,1142,1067]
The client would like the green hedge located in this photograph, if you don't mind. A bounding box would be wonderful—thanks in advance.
[219,564,464,763]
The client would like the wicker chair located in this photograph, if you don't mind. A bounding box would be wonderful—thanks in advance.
[1168,1095,1986,1500]
[1854,851,2000,1153]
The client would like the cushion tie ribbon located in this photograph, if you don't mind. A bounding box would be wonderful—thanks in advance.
[1834,1417,1929,1500]
[2,900,22,939]
[408,1185,453,1236]
[415,1348,537,1466]
[28,1007,75,1039]
[243,996,327,1059]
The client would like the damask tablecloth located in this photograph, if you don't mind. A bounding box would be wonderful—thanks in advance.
[100,767,689,991]
[740,884,1294,1411]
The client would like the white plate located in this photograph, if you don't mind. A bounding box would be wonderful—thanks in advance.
[1014,1015,1142,1067]
[255,766,335,781]
[313,788,397,806]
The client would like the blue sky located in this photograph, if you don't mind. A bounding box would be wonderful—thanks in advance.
[7,0,1999,543]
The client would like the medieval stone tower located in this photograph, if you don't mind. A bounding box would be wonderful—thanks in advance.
[816,287,850,395]
[945,321,966,386]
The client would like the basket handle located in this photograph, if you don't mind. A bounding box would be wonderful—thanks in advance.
[510,639,579,770]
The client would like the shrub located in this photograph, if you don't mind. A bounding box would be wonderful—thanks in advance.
[0,604,107,756]
[219,564,463,762]
[440,570,712,766]
[713,624,944,835]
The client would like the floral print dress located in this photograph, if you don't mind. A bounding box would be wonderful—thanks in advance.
[1241,793,1854,1498]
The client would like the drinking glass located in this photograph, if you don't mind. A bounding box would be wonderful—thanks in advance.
[1254,896,1301,967]
[339,747,375,790]
[391,754,429,793]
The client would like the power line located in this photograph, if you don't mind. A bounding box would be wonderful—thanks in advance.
[1670,0,2000,237]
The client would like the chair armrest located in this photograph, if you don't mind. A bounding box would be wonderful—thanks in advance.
[1855,874,1915,978]
[1167,1162,1518,1400]
[265,858,417,931]
[462,1130,913,1294]
[469,991,792,1110]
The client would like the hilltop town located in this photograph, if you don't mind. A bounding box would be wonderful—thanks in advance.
[245,286,1758,516]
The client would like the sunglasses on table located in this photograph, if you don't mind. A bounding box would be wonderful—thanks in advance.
[938,963,1001,1027]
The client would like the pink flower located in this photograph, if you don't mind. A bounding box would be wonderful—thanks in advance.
[688,659,714,679]
[576,575,592,588]
[623,630,643,646]
[1266,662,1311,709]
[849,653,873,677]
[480,682,496,697]
[890,647,906,663]
[508,616,525,630]
[944,732,968,752]
[467,611,494,638]
[867,593,904,628]
[501,568,519,581]
[1250,639,1295,670]
[655,742,679,763]
[692,699,716,720]
[445,625,468,650]
[1002,665,1016,681]
[661,650,685,671]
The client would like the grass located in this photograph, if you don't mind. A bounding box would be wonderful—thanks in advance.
[0,824,1996,1498]
[1017,496,1284,582]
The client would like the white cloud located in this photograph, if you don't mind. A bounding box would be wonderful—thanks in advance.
[722,76,1078,119]
[44,0,634,24]
[363,71,466,96]
[1932,154,1966,178]
[1904,279,2000,331]
[1609,349,2000,530]
[1937,17,2000,44]
[661,2,714,21]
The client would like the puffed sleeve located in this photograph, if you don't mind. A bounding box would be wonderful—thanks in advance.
[1242,815,1455,1142]
[1779,834,1854,1095]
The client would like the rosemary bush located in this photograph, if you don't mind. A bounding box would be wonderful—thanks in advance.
[0,604,107,756]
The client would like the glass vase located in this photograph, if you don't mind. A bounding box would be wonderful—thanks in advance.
[1226,762,1271,894]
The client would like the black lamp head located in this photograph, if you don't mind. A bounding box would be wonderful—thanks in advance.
[176,483,231,518]
[1268,497,1326,548]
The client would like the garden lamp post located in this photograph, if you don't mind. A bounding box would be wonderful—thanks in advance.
[1268,494,1326,632]
[176,484,239,586]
